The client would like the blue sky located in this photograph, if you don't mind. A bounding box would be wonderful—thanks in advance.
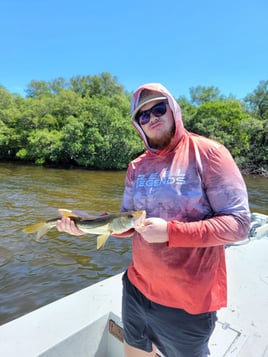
[1,0,267,100]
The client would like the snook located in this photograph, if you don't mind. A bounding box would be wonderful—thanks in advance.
[23,209,146,249]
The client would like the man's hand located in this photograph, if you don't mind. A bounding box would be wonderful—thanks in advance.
[135,217,168,243]
[56,217,85,236]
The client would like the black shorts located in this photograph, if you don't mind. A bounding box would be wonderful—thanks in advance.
[122,271,217,357]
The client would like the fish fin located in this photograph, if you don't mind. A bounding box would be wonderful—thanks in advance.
[69,210,110,220]
[23,222,51,240]
[72,209,101,220]
[72,209,94,219]
[58,209,78,218]
[97,233,110,250]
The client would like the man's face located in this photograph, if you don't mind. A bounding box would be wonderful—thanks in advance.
[137,100,175,150]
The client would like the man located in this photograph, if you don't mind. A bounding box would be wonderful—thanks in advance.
[57,83,250,357]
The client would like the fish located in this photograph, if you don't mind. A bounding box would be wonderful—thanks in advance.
[23,209,146,249]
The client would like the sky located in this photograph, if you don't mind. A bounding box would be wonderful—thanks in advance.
[1,0,267,100]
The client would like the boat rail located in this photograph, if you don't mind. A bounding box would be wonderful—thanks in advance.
[226,212,268,247]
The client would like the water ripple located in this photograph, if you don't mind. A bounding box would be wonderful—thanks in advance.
[0,163,266,326]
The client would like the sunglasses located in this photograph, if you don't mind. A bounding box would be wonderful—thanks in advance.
[136,101,167,125]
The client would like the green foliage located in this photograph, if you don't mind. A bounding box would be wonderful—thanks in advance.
[69,72,125,99]
[0,76,267,173]
[16,129,62,164]
[58,95,143,169]
[244,80,268,120]
[189,85,224,105]
[189,100,250,157]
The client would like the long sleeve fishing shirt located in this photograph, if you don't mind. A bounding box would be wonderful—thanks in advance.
[121,83,251,314]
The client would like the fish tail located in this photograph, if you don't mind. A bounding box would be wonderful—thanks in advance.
[23,222,45,234]
[23,222,53,240]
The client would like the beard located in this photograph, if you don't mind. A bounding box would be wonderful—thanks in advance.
[147,122,175,150]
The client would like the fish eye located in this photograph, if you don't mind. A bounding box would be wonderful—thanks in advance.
[127,214,133,219]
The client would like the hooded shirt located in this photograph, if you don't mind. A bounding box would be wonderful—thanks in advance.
[121,83,250,314]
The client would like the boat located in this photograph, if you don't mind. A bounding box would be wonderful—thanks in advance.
[0,212,267,357]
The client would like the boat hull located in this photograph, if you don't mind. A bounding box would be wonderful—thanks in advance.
[0,213,268,356]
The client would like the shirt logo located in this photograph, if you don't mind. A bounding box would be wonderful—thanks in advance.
[136,170,186,188]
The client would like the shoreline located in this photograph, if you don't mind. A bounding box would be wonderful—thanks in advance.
[241,167,268,178]
[1,160,268,177]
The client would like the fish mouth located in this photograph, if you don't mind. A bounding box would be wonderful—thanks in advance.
[133,210,146,227]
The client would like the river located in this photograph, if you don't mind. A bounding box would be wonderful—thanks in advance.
[0,163,267,325]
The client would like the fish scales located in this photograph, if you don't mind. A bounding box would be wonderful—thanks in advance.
[23,209,146,249]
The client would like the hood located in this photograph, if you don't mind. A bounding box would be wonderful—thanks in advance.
[131,83,185,154]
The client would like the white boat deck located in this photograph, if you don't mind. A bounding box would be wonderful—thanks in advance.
[0,217,267,357]
[0,273,123,357]
[210,236,268,357]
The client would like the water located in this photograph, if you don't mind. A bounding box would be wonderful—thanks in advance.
[0,163,267,325]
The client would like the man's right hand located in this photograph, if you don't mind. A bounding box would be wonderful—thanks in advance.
[56,217,85,236]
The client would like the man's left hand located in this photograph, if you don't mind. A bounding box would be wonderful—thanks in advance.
[135,217,168,243]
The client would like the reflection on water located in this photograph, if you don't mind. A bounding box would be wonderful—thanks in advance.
[244,176,268,215]
[0,163,267,325]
